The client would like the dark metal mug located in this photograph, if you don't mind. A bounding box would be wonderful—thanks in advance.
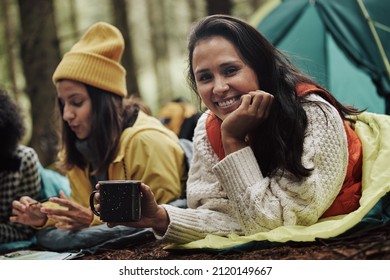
[89,180,141,222]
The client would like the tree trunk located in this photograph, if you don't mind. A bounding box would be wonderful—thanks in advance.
[111,0,140,97]
[1,0,19,100]
[188,0,206,22]
[146,0,173,106]
[17,0,61,166]
[206,0,232,15]
[68,0,79,40]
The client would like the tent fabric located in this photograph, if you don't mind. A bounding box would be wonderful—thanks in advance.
[165,111,390,251]
[251,0,390,114]
[316,0,390,95]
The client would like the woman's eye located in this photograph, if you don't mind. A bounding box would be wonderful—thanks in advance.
[72,101,83,107]
[225,67,238,75]
[198,73,212,82]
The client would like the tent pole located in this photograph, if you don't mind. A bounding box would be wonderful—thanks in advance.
[356,0,390,80]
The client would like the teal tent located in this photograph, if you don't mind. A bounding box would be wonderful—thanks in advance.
[251,0,390,114]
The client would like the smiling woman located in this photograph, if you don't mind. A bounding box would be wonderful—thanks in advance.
[94,14,366,246]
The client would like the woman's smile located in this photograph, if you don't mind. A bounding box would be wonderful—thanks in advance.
[216,95,241,108]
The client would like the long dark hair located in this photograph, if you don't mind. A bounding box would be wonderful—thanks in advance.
[57,85,139,176]
[187,15,363,179]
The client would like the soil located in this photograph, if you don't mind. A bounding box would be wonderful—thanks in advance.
[80,224,390,260]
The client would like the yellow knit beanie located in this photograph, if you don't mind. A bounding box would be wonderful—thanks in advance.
[52,22,127,97]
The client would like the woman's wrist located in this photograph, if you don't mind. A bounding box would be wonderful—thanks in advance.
[152,206,170,235]
[222,136,248,155]
[32,216,48,228]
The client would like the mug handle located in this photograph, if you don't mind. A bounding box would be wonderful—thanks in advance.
[89,190,100,216]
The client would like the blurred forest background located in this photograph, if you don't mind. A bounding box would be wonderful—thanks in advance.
[0,0,268,167]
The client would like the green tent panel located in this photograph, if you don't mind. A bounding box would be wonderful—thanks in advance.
[328,34,386,114]
[252,0,390,114]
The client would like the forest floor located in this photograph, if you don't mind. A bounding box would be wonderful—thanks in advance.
[80,224,390,260]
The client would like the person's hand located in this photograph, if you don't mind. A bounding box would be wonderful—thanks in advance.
[40,191,94,231]
[94,183,169,234]
[10,196,48,227]
[221,90,274,155]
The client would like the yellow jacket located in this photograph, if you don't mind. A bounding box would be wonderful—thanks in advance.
[44,111,187,227]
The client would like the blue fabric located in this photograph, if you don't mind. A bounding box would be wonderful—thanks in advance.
[0,237,36,253]
[38,164,71,199]
[36,224,153,253]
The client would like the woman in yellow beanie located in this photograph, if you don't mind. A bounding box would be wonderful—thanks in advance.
[10,22,187,251]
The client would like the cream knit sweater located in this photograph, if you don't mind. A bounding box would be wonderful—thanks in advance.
[161,95,348,244]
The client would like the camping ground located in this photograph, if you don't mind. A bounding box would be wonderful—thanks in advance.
[80,223,390,260]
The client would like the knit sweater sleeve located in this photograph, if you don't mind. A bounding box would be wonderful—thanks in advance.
[160,112,242,243]
[162,96,348,243]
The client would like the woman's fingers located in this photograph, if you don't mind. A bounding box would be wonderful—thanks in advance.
[247,90,273,116]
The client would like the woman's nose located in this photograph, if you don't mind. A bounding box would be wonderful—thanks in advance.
[213,76,229,95]
[62,105,75,122]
